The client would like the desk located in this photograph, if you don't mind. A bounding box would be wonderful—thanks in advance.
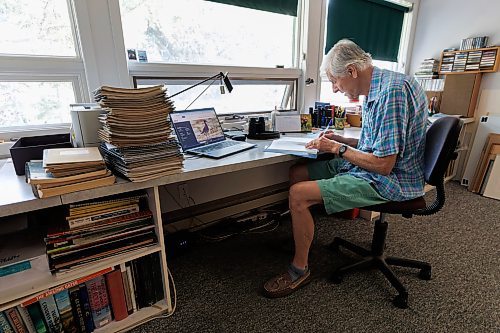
[0,128,361,325]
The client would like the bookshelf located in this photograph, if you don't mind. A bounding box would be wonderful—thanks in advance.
[438,46,500,74]
[0,186,173,331]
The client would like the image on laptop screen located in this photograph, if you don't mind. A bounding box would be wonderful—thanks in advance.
[170,108,225,150]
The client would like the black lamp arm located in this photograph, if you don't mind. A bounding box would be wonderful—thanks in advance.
[169,72,225,98]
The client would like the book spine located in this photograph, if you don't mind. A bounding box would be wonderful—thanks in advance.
[0,311,14,333]
[119,263,133,314]
[68,205,139,229]
[0,261,32,277]
[68,287,87,333]
[16,306,37,333]
[5,307,28,333]
[104,270,128,321]
[77,284,95,333]
[151,253,165,303]
[85,276,112,329]
[53,290,79,333]
[38,296,63,333]
[125,265,137,313]
[25,303,48,333]
[22,267,113,307]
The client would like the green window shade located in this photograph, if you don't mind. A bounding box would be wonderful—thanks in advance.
[205,0,298,16]
[325,0,410,62]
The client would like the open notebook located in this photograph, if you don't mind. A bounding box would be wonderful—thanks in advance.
[264,137,318,158]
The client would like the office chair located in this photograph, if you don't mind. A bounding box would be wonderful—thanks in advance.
[329,116,462,309]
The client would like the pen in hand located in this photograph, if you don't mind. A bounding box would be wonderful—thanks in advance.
[318,118,333,138]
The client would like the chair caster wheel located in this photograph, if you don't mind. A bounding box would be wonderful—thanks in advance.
[392,293,408,309]
[330,273,343,284]
[418,268,431,280]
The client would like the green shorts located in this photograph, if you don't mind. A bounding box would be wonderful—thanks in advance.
[307,159,388,214]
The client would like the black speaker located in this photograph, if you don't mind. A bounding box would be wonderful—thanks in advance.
[247,117,280,140]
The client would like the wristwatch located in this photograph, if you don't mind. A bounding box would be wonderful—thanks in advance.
[338,144,348,158]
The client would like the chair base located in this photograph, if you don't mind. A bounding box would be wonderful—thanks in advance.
[329,218,432,309]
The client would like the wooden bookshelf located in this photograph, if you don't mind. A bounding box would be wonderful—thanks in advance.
[438,46,500,74]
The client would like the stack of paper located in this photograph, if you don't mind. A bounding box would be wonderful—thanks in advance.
[94,85,183,182]
[25,147,115,198]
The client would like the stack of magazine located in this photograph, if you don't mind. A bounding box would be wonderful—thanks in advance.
[44,193,157,274]
[25,147,115,198]
[94,85,183,182]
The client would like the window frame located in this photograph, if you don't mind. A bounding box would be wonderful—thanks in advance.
[0,0,90,143]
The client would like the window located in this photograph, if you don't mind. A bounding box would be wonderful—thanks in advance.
[135,76,297,114]
[0,0,86,143]
[120,0,301,114]
[119,0,297,68]
[319,0,413,106]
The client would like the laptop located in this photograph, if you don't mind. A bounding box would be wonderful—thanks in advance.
[170,108,256,158]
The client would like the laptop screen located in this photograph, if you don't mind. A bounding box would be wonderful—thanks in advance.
[170,108,225,150]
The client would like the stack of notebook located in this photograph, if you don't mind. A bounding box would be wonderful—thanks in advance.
[25,147,115,198]
[44,194,157,274]
[94,85,183,182]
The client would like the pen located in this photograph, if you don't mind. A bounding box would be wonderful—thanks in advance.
[318,118,333,137]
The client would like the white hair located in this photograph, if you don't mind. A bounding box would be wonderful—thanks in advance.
[321,39,373,78]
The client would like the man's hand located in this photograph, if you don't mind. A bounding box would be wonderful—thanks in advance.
[306,136,341,154]
[319,130,358,147]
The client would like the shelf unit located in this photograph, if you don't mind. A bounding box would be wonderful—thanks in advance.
[0,186,173,331]
[438,46,500,74]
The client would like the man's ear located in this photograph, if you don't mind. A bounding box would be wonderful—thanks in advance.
[347,65,358,78]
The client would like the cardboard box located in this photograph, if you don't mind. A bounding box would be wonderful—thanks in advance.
[9,134,72,176]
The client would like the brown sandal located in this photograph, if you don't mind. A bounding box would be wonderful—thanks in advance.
[262,270,312,298]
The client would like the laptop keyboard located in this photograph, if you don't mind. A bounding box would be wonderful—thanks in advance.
[192,140,242,153]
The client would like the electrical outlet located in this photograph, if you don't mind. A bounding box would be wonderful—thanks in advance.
[178,183,190,207]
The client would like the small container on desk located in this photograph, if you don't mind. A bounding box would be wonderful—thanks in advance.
[9,133,72,176]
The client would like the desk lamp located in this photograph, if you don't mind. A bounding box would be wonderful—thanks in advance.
[169,72,233,110]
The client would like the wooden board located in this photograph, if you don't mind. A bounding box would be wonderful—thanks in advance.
[483,155,500,200]
[470,134,500,192]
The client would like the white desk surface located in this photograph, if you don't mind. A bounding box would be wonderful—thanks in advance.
[0,128,361,217]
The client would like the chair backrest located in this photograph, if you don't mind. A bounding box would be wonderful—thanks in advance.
[424,117,462,186]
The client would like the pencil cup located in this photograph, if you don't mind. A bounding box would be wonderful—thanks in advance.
[334,117,346,130]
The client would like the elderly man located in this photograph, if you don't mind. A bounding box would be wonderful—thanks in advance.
[263,39,427,298]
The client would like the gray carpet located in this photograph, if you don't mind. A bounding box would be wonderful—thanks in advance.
[132,182,500,333]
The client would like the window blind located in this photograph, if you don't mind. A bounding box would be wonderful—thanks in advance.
[325,0,410,62]
[205,0,298,16]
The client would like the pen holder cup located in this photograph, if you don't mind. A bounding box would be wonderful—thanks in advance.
[334,117,346,130]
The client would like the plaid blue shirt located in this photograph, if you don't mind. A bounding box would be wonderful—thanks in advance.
[341,67,427,201]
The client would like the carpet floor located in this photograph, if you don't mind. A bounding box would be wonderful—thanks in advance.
[132,182,499,333]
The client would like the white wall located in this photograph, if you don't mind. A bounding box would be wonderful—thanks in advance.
[410,0,500,118]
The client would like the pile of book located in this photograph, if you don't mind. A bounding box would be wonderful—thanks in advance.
[94,85,183,182]
[0,254,164,333]
[480,49,497,70]
[25,147,115,198]
[414,58,440,79]
[44,194,157,274]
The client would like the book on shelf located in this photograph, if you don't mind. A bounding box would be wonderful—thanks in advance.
[68,286,88,333]
[38,295,64,333]
[0,311,14,333]
[4,307,28,333]
[264,137,318,158]
[53,290,79,333]
[16,305,37,333]
[105,270,128,321]
[119,263,133,314]
[65,202,140,230]
[78,284,95,333]
[25,302,48,333]
[85,275,112,329]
